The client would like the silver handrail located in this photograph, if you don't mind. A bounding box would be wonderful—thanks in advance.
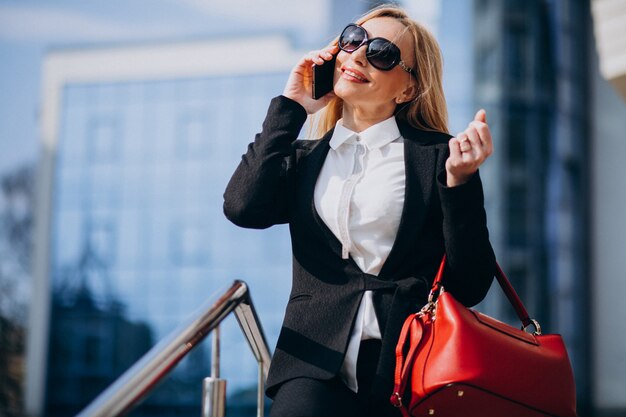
[76,280,272,417]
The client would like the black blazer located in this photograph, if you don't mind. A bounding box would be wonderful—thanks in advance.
[223,96,495,402]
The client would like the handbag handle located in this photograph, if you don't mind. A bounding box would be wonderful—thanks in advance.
[431,256,540,333]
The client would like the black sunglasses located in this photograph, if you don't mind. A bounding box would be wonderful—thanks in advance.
[338,23,415,74]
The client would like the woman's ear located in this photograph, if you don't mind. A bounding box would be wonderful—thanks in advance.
[396,82,418,104]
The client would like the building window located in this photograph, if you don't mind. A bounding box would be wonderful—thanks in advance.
[505,23,528,89]
[477,43,498,85]
[475,0,491,10]
[88,115,120,164]
[508,1,527,16]
[176,110,211,160]
[87,218,116,266]
[169,219,209,266]
[83,334,102,367]
[507,114,526,164]
[507,183,527,247]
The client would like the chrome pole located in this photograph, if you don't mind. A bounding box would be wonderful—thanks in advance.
[234,295,271,417]
[257,360,264,417]
[212,326,221,378]
[202,326,226,417]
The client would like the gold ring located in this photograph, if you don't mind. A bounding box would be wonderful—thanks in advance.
[460,137,472,152]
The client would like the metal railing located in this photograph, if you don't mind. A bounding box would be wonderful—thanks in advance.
[76,280,272,417]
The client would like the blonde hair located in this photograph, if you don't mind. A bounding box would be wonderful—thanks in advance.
[312,4,449,137]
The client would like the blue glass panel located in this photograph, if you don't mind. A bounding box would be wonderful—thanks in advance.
[47,72,290,416]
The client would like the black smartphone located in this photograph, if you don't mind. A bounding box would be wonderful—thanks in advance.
[312,55,336,100]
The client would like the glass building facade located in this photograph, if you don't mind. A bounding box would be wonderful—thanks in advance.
[43,74,295,415]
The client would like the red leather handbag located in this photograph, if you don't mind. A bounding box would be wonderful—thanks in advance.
[391,257,578,417]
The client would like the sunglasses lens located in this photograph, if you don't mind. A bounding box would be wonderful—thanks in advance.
[367,38,399,70]
[339,25,365,52]
[338,24,406,72]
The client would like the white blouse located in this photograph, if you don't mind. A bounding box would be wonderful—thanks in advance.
[313,116,406,392]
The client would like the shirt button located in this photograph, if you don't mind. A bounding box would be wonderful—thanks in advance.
[356,136,361,142]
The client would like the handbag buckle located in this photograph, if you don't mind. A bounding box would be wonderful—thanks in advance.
[418,301,435,317]
[390,392,403,408]
[521,318,542,335]
[419,286,444,317]
[427,285,446,304]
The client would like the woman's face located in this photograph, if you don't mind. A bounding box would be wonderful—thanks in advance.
[333,17,416,113]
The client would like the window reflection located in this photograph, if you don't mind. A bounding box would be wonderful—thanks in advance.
[88,116,120,164]
[46,74,291,416]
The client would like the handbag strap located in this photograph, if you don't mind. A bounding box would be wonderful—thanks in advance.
[391,313,422,417]
[430,255,534,329]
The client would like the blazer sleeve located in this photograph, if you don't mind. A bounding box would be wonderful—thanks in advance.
[436,147,496,307]
[223,95,307,229]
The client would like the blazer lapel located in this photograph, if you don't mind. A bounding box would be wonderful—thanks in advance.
[293,130,343,253]
[377,134,438,279]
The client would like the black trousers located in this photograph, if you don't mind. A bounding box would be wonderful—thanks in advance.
[268,340,401,417]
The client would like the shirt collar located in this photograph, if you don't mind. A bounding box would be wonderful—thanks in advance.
[329,116,402,150]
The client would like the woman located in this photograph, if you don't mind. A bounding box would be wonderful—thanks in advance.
[224,4,496,417]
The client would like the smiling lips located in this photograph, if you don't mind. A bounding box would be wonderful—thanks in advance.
[341,66,369,83]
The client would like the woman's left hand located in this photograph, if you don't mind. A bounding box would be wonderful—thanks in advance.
[445,109,494,187]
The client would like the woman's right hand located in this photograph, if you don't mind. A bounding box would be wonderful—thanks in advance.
[282,45,339,115]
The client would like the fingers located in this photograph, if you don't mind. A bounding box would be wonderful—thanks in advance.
[307,45,339,66]
[455,133,471,153]
[469,122,493,155]
[283,45,339,114]
[465,125,482,152]
[446,136,476,187]
[446,110,493,187]
[307,51,325,66]
[465,109,493,156]
[448,126,489,169]
[474,109,486,123]
[449,137,464,160]
[461,126,491,158]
